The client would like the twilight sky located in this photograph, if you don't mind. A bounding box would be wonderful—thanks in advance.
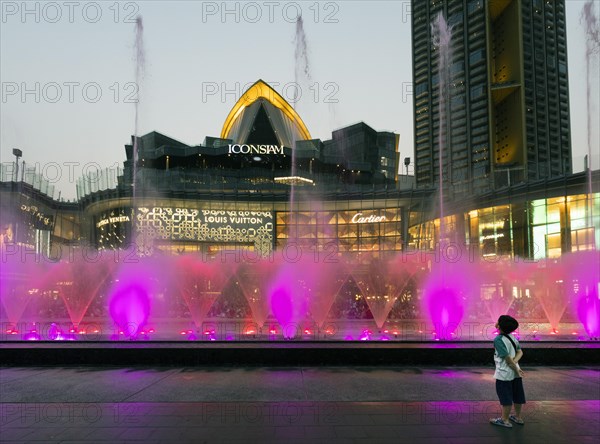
[1,0,599,199]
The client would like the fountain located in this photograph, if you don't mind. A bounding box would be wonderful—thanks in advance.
[173,254,235,338]
[0,245,597,342]
[416,12,466,340]
[0,249,46,335]
[1,11,598,347]
[43,248,113,331]
[352,254,417,330]
[266,254,346,338]
[108,257,158,339]
[564,251,600,339]
[422,258,469,341]
[236,257,280,336]
[532,260,570,334]
[477,259,516,324]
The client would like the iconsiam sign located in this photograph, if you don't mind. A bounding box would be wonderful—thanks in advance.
[0,243,598,342]
[228,144,284,155]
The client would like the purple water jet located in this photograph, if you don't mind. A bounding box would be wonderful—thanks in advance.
[267,254,348,338]
[564,251,600,338]
[108,259,158,339]
[422,259,471,340]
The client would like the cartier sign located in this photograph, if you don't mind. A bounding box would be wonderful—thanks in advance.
[351,212,387,224]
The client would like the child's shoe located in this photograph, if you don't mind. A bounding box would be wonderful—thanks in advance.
[490,417,513,428]
[509,415,524,425]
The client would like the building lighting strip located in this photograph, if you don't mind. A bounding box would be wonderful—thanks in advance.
[274,176,315,185]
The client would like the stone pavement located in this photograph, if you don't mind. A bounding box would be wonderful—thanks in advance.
[1,366,598,443]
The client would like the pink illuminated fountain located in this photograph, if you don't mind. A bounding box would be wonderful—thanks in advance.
[532,260,570,334]
[421,258,470,340]
[476,259,522,324]
[236,258,282,334]
[43,249,113,331]
[108,258,160,339]
[2,12,597,345]
[0,250,47,333]
[172,254,235,335]
[265,254,347,338]
[304,258,348,332]
[0,254,43,328]
[564,251,600,339]
[352,254,418,329]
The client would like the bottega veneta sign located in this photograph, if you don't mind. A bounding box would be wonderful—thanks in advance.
[228,144,284,155]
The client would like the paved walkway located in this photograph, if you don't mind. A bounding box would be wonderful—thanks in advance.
[1,366,598,443]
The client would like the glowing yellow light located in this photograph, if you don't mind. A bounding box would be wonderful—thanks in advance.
[221,79,312,141]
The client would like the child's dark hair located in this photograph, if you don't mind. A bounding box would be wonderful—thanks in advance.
[498,315,519,334]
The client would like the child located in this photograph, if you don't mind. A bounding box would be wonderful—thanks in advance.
[490,314,526,428]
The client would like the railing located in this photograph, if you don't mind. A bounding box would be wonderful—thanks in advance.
[76,166,124,200]
[0,162,56,199]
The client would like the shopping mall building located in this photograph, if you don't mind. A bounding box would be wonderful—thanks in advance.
[1,80,599,260]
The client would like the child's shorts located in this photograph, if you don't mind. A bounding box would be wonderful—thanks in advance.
[496,378,526,406]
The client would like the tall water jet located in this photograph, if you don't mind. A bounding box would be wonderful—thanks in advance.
[294,16,311,88]
[581,1,599,229]
[422,11,464,339]
[431,11,452,241]
[132,16,146,254]
[289,15,312,241]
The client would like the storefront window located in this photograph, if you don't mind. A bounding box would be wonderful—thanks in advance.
[569,194,599,252]
[276,208,403,253]
[472,205,512,258]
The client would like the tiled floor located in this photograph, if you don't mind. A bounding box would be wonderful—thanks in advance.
[1,366,598,443]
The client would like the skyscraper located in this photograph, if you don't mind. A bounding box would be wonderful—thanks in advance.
[412,0,572,198]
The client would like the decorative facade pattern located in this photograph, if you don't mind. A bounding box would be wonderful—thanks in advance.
[135,207,274,256]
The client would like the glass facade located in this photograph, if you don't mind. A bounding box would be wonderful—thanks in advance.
[409,192,599,260]
[276,208,403,254]
[412,0,572,196]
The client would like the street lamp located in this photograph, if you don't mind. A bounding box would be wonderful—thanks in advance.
[12,148,22,182]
